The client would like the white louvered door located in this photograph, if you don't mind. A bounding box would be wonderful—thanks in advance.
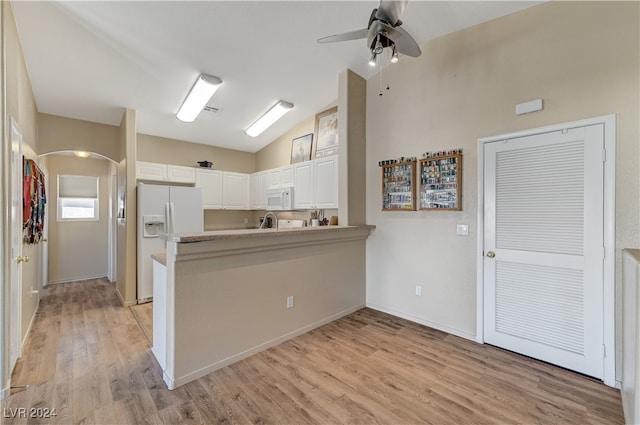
[483,124,604,379]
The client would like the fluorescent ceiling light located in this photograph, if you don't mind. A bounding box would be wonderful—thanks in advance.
[245,101,294,137]
[74,151,90,158]
[176,74,222,123]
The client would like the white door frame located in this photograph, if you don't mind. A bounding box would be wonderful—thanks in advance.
[476,114,616,387]
[9,117,23,375]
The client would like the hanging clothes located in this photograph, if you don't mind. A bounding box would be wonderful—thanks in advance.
[23,157,46,244]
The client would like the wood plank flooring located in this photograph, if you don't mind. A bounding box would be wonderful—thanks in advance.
[130,302,153,343]
[1,278,625,424]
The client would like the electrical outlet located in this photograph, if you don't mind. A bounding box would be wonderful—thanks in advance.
[244,218,249,224]
[415,286,422,296]
[456,224,469,236]
[286,296,294,309]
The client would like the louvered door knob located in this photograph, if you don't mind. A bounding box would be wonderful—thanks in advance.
[486,251,495,258]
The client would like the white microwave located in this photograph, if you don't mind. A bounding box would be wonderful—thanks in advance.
[266,186,294,210]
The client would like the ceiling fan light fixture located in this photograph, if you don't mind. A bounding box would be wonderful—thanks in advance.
[390,45,399,63]
[245,100,294,138]
[373,36,384,54]
[369,52,377,67]
[176,74,222,123]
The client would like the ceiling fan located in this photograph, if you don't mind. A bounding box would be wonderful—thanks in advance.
[317,0,422,66]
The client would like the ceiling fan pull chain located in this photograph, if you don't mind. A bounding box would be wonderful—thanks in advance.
[379,63,384,97]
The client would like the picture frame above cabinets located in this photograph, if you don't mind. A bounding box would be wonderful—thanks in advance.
[290,133,313,164]
[312,106,338,159]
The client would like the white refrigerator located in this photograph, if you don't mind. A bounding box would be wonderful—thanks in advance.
[137,183,203,303]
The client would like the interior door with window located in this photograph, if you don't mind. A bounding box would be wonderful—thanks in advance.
[483,124,605,379]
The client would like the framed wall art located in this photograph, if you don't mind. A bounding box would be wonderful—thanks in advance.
[312,106,338,158]
[290,133,313,164]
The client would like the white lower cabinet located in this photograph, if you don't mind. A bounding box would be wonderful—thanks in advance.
[152,258,167,369]
[196,169,223,209]
[293,156,338,210]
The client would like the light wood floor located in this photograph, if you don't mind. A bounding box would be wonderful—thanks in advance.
[1,278,624,424]
[130,301,153,343]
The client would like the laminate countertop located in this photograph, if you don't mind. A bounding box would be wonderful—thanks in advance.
[161,225,375,243]
[151,252,167,265]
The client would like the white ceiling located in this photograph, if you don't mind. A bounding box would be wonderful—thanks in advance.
[11,1,541,153]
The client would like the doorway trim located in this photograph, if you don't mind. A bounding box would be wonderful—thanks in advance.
[476,114,616,387]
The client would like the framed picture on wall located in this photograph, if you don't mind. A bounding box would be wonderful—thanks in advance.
[312,107,338,159]
[290,133,313,164]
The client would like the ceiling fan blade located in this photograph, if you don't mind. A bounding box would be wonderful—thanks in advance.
[374,0,407,26]
[388,26,422,57]
[317,28,369,43]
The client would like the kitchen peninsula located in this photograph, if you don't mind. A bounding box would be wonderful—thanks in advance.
[153,225,374,389]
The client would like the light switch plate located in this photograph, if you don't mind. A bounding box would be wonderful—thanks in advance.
[456,224,469,236]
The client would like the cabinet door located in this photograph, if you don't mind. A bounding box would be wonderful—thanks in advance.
[267,168,280,189]
[249,172,267,210]
[250,173,260,209]
[280,166,294,187]
[293,162,314,209]
[195,169,223,209]
[314,157,338,209]
[137,161,167,182]
[167,165,196,183]
[222,172,249,210]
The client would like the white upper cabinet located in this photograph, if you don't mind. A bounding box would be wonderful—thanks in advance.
[136,161,195,184]
[293,161,314,209]
[314,157,338,209]
[293,157,338,210]
[267,168,281,189]
[266,165,295,189]
[222,172,250,210]
[136,161,167,182]
[280,166,294,187]
[195,169,223,209]
[250,171,267,210]
[167,165,196,183]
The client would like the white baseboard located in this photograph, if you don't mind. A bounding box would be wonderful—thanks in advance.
[366,302,477,342]
[47,274,107,285]
[20,300,39,357]
[168,304,365,389]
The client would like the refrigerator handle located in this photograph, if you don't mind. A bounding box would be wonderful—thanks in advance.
[165,202,171,233]
[169,202,176,233]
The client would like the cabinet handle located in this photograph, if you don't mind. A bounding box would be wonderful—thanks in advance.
[17,256,30,263]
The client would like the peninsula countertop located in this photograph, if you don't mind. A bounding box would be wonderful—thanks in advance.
[160,224,376,243]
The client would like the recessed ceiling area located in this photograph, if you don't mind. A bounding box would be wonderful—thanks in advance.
[11,1,541,153]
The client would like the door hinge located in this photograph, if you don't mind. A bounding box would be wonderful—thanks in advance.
[602,246,606,260]
[603,344,607,358]
[602,149,606,162]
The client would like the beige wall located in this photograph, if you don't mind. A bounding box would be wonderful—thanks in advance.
[44,155,110,283]
[115,109,137,306]
[138,133,255,173]
[167,228,369,387]
[365,0,639,373]
[38,113,121,162]
[254,115,315,171]
[2,1,41,394]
